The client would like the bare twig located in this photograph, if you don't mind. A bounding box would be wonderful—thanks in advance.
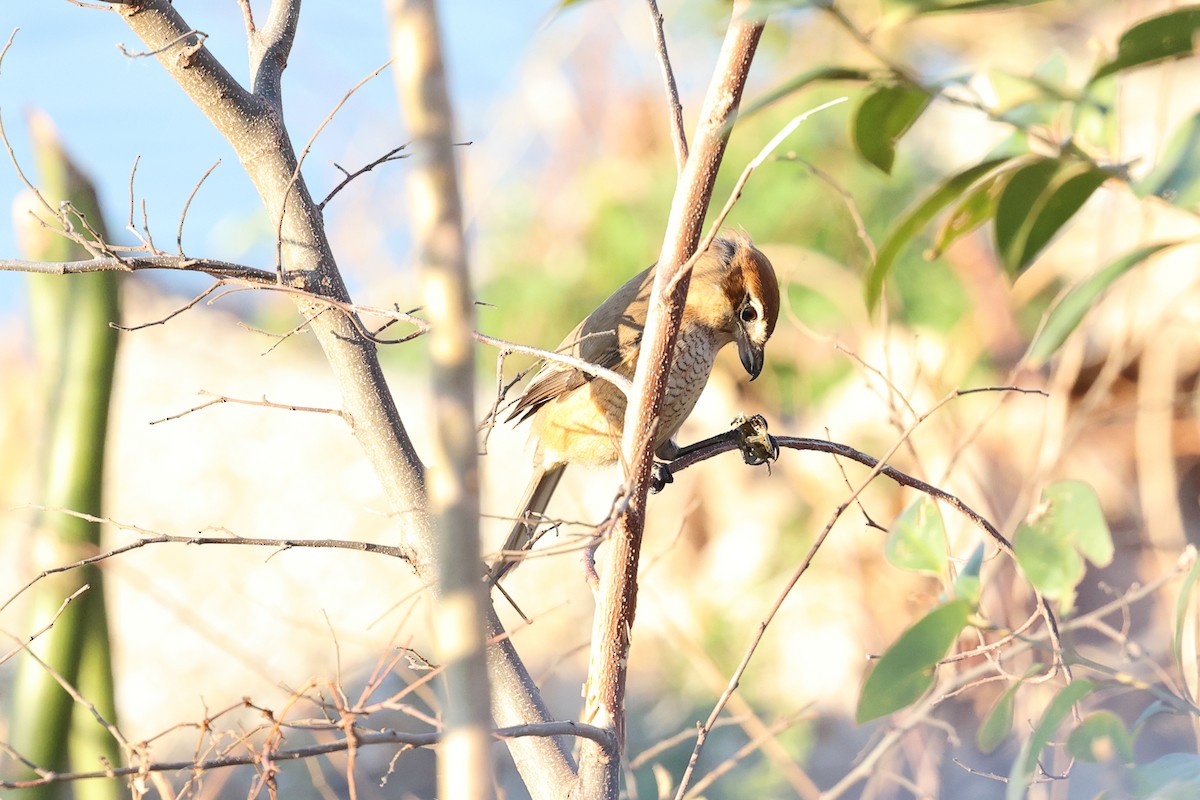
[117,29,206,59]
[670,389,1055,799]
[683,709,811,798]
[0,511,416,616]
[274,54,397,275]
[320,142,409,209]
[0,27,18,72]
[644,0,687,172]
[114,279,227,332]
[177,159,221,255]
[148,390,345,426]
[0,586,90,669]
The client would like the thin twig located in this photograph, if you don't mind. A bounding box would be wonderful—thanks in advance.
[0,28,19,73]
[644,0,687,172]
[177,159,221,255]
[113,279,227,332]
[149,390,345,426]
[274,54,397,276]
[0,586,90,669]
[0,511,416,616]
[117,29,207,59]
[320,143,409,209]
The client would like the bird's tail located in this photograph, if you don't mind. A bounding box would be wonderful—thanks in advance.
[487,463,566,585]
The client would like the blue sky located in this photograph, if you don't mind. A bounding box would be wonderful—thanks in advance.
[0,2,551,314]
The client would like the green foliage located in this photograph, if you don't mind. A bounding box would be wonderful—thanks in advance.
[865,157,1010,312]
[1014,480,1113,609]
[952,543,983,606]
[852,82,931,175]
[1028,242,1179,364]
[1091,6,1200,82]
[977,681,1019,754]
[1137,112,1200,210]
[1173,553,1200,693]
[1006,679,1097,800]
[993,156,1111,275]
[856,599,971,722]
[884,496,947,576]
[1067,710,1135,764]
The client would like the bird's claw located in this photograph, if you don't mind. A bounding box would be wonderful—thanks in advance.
[731,413,779,467]
[650,461,674,493]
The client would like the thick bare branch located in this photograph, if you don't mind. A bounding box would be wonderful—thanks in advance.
[579,2,765,795]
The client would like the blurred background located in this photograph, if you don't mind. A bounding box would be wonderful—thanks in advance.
[1,0,1198,797]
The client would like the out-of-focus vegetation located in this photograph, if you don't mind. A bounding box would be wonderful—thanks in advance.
[477,0,1200,796]
[3,0,1199,797]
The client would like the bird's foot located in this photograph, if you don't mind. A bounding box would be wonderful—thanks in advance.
[731,413,780,467]
[650,461,674,494]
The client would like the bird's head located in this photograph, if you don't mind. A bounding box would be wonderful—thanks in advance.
[692,232,780,381]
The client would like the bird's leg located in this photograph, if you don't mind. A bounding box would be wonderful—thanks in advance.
[650,414,780,493]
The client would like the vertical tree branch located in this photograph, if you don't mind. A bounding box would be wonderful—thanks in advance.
[388,1,490,797]
[578,2,765,796]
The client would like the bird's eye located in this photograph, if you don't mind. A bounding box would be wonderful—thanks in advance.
[740,305,758,323]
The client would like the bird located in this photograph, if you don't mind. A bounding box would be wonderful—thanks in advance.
[489,230,780,585]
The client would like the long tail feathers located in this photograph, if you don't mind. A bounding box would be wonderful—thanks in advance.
[488,463,566,585]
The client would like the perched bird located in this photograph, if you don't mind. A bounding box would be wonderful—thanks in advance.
[490,231,780,584]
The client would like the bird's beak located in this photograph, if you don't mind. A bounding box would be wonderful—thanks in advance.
[736,331,764,381]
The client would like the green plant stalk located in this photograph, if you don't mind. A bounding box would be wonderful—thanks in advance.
[9,112,122,800]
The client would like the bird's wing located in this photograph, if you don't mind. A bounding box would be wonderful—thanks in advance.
[507,265,654,423]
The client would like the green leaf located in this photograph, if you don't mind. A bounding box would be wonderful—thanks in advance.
[1015,480,1113,609]
[885,497,948,576]
[866,157,1012,312]
[853,82,931,174]
[1067,711,1135,764]
[1138,112,1200,210]
[1173,553,1200,683]
[994,157,1110,275]
[1029,243,1178,363]
[1074,65,1119,154]
[856,600,970,722]
[1133,700,1172,732]
[1091,6,1200,83]
[930,169,1009,258]
[1047,481,1114,566]
[1007,680,1096,800]
[953,543,984,606]
[1133,753,1200,798]
[977,682,1018,753]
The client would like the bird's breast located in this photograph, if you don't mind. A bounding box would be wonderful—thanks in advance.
[658,326,721,442]
[531,325,725,469]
